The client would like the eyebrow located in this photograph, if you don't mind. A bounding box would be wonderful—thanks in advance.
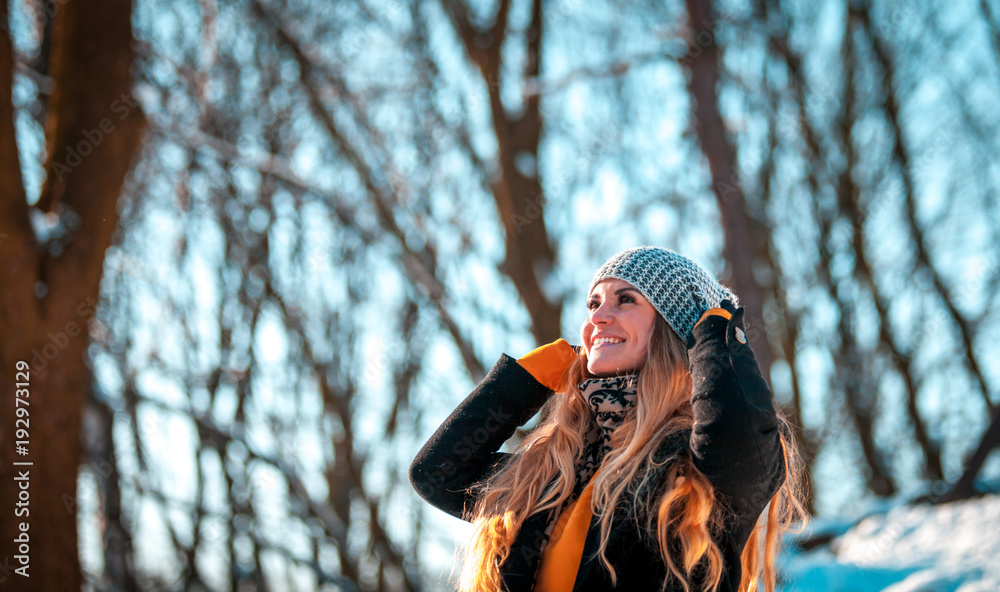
[588,287,641,298]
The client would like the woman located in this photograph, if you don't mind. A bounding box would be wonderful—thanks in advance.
[409,247,808,592]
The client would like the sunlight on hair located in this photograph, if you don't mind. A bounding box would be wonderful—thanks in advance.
[456,315,810,592]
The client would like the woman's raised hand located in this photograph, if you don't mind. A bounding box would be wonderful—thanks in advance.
[517,339,580,392]
[693,298,738,331]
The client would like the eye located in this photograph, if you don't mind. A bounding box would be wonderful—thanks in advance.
[619,293,636,305]
[587,298,599,310]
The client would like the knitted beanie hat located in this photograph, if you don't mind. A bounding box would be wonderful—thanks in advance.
[589,246,739,346]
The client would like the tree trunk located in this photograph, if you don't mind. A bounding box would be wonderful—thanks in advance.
[939,404,1000,503]
[442,0,562,345]
[0,0,145,589]
[682,0,774,387]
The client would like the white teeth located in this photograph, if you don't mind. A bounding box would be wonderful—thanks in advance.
[593,337,624,346]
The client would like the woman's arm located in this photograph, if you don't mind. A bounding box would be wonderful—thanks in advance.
[409,341,576,521]
[687,304,786,518]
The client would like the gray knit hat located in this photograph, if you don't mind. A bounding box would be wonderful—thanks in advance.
[589,246,738,346]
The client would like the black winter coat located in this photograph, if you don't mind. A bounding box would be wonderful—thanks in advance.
[409,308,786,591]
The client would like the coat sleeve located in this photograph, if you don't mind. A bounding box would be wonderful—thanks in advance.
[688,307,786,522]
[408,354,554,521]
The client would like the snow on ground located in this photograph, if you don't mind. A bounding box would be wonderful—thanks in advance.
[779,494,1000,592]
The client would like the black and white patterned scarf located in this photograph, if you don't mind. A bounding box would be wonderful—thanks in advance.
[571,373,639,499]
[537,373,639,552]
[545,374,639,539]
[528,374,695,587]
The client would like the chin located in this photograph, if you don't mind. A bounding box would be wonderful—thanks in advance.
[587,359,640,377]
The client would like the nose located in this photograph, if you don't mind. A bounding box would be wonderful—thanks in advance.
[589,301,614,325]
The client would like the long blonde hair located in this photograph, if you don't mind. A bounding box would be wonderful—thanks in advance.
[457,315,808,592]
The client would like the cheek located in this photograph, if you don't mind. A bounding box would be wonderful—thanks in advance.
[635,342,649,364]
[633,340,650,361]
[632,319,654,358]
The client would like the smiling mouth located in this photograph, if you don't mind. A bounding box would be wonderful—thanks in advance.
[592,337,624,348]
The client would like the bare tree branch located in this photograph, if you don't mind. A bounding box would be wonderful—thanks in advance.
[440,0,562,345]
[854,3,994,413]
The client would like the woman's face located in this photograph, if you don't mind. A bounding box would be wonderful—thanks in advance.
[581,278,658,377]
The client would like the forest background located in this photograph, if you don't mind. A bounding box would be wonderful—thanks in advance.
[1,0,999,590]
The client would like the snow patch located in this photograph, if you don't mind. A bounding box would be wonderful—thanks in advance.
[780,494,1000,591]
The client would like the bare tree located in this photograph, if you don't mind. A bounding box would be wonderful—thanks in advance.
[0,1,144,590]
[3,0,999,589]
